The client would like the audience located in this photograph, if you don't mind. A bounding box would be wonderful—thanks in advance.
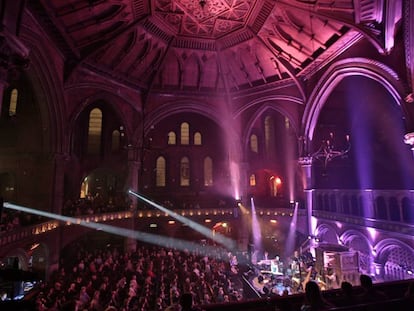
[357,274,388,303]
[180,292,201,311]
[333,281,357,307]
[300,281,334,311]
[34,242,245,311]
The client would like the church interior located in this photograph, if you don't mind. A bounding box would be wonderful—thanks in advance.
[0,0,414,310]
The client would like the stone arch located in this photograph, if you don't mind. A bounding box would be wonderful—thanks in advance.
[142,100,243,155]
[340,229,372,274]
[374,238,414,281]
[302,58,406,152]
[20,22,66,154]
[238,99,301,155]
[67,90,137,148]
[315,223,339,244]
[4,248,30,271]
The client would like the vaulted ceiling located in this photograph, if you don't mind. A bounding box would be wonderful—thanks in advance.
[30,0,392,94]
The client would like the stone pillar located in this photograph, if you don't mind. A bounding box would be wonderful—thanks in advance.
[125,146,139,252]
[236,161,250,252]
[51,153,68,215]
[362,189,375,218]
[298,157,314,236]
[126,146,139,207]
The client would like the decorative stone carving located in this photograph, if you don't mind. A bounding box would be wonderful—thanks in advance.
[154,0,254,38]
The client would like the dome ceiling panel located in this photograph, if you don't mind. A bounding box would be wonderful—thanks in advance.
[153,0,255,38]
[45,1,137,50]
[258,4,348,71]
[34,0,388,93]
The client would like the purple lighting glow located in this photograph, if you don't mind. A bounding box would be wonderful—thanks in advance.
[250,197,262,255]
[284,202,299,260]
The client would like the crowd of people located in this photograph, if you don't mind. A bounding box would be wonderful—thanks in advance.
[34,242,246,311]
[62,193,131,217]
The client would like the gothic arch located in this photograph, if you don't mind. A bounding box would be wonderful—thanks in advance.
[68,91,136,148]
[340,229,372,273]
[374,238,414,280]
[303,58,407,152]
[374,238,414,264]
[240,100,301,155]
[315,223,339,244]
[20,22,66,154]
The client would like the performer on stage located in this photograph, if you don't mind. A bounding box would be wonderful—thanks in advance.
[271,255,283,275]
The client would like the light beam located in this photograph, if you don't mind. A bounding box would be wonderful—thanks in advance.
[128,190,237,249]
[3,202,231,259]
[250,197,262,255]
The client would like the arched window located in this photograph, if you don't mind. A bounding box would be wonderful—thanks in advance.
[181,122,189,145]
[250,134,258,153]
[180,157,190,186]
[9,88,18,116]
[112,130,121,152]
[168,131,176,145]
[285,116,290,129]
[249,174,256,186]
[156,156,166,187]
[88,108,102,155]
[264,116,275,154]
[194,132,202,145]
[204,157,213,186]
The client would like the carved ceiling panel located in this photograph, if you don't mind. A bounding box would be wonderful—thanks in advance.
[154,0,255,38]
[32,0,393,93]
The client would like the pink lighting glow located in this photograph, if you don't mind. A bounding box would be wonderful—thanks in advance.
[250,197,262,255]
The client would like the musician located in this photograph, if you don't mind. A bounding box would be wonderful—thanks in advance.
[325,268,339,289]
[290,251,301,275]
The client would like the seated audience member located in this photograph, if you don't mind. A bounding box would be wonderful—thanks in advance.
[180,293,200,311]
[334,281,357,307]
[300,281,334,311]
[403,281,414,310]
[357,274,388,303]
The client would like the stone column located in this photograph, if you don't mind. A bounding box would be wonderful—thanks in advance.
[51,153,68,215]
[125,146,139,252]
[298,156,314,235]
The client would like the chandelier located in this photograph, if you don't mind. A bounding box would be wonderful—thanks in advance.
[310,132,350,169]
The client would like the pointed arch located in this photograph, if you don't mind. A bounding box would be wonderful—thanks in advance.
[87,108,103,155]
[204,156,213,186]
[180,156,190,186]
[303,58,406,152]
[156,156,166,187]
